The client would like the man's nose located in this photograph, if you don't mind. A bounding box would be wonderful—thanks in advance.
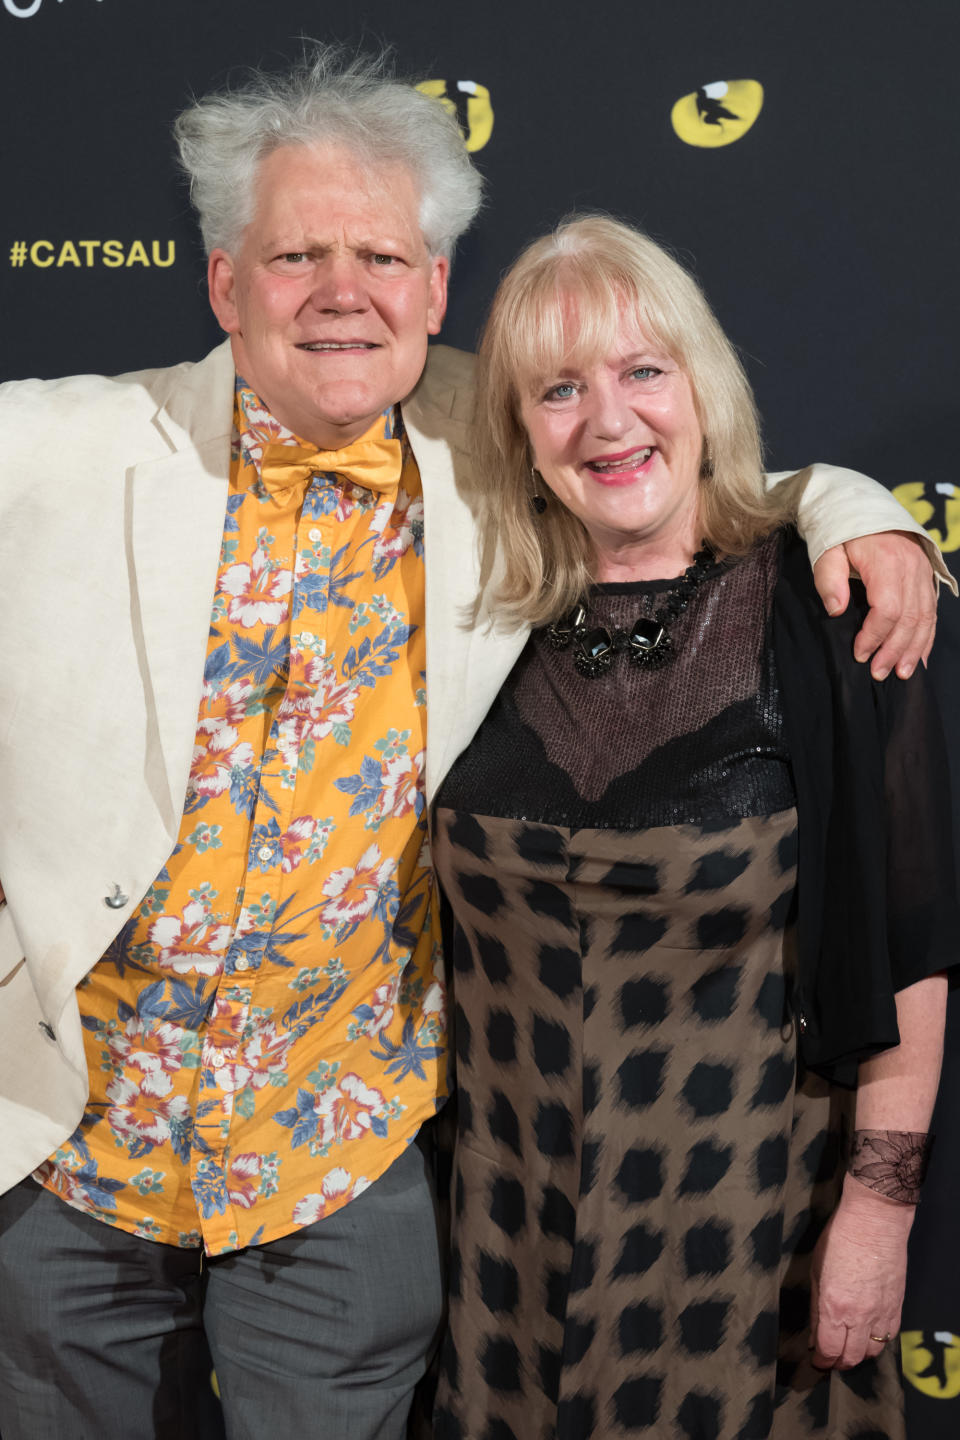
[307,255,368,314]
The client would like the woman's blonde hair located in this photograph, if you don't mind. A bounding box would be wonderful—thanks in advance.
[475,214,786,627]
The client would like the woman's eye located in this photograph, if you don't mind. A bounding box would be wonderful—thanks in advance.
[630,366,660,381]
[545,382,577,401]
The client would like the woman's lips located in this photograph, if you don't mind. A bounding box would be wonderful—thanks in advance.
[584,445,655,484]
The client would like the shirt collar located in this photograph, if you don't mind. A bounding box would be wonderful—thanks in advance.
[231,376,405,482]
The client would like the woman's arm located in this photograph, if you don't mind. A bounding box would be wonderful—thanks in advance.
[809,973,948,1369]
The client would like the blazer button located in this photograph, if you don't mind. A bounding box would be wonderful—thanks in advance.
[38,1021,56,1042]
[104,884,129,910]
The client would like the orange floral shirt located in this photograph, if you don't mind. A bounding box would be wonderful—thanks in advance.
[36,381,446,1253]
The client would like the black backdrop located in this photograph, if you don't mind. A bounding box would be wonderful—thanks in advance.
[2,0,959,1428]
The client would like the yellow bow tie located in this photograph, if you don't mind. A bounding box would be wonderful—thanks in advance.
[259,438,404,498]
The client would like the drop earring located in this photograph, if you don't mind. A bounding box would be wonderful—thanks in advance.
[531,467,548,515]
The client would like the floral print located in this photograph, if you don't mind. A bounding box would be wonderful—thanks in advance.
[35,381,446,1253]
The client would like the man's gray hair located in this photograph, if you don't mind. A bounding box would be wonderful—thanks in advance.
[174,45,484,260]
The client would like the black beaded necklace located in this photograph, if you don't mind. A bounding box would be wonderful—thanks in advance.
[545,544,720,678]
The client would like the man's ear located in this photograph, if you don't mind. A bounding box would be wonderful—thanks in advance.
[426,254,449,336]
[208,250,241,334]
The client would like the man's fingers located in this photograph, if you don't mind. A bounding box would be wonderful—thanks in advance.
[865,611,933,681]
[844,531,938,678]
[853,605,929,681]
[812,545,851,618]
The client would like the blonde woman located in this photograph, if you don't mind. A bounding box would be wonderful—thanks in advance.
[430,217,955,1440]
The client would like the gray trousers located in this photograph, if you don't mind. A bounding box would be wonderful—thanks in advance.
[0,1141,443,1440]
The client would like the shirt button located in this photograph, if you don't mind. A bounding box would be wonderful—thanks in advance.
[38,1021,56,1042]
[104,884,129,909]
[257,846,273,862]
[235,956,249,971]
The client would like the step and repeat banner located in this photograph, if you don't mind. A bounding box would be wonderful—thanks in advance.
[2,0,958,1432]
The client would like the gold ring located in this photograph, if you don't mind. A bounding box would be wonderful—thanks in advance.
[869,1333,892,1345]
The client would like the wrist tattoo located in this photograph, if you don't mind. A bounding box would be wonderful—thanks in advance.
[848,1129,932,1205]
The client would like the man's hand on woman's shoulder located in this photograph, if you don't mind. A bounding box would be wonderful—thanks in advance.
[813,531,939,681]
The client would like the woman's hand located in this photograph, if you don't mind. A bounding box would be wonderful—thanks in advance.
[809,1173,914,1369]
[812,530,938,681]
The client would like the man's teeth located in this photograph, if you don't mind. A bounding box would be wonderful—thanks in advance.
[301,341,374,350]
[591,448,653,471]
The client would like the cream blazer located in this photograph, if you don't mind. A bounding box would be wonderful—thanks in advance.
[0,340,941,1191]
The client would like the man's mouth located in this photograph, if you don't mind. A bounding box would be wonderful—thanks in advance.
[297,341,378,351]
[587,446,654,475]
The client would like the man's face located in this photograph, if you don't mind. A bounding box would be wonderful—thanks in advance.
[208,144,448,448]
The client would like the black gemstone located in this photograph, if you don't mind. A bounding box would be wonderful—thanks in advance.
[581,625,612,660]
[629,616,666,652]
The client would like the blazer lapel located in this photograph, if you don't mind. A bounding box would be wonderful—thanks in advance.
[128,342,234,831]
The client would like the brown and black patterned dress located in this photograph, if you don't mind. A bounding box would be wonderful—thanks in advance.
[431,536,903,1440]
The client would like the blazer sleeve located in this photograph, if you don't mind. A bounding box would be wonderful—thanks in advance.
[764,462,954,592]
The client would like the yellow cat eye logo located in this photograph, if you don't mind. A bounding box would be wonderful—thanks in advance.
[892,482,960,553]
[671,80,764,148]
[901,1330,960,1399]
[416,79,494,152]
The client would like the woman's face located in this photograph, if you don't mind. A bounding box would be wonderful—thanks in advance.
[519,319,704,580]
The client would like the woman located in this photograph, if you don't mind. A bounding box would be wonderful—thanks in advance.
[430,216,955,1440]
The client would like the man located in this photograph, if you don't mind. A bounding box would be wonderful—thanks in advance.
[0,45,949,1440]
